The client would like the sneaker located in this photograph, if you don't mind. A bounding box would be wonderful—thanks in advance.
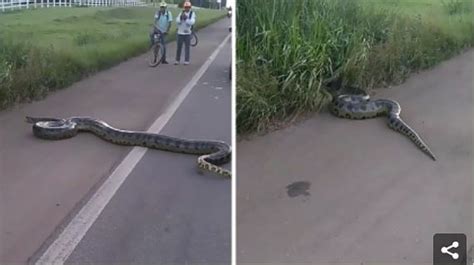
[184,61,190,65]
[162,60,169,64]
[174,61,180,65]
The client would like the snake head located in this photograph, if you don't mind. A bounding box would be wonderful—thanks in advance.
[25,116,64,124]
[26,116,77,140]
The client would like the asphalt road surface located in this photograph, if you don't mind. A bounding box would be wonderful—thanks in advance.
[0,18,231,264]
[237,50,473,265]
[65,35,231,265]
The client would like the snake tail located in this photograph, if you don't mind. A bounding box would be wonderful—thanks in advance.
[386,114,436,161]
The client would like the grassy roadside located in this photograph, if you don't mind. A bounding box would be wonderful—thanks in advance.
[236,0,473,134]
[0,7,226,109]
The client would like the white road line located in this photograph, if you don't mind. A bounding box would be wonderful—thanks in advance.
[35,33,231,265]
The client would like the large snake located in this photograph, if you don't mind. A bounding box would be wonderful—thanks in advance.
[328,94,436,161]
[25,116,232,177]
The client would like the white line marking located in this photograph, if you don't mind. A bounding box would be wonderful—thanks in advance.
[35,33,231,265]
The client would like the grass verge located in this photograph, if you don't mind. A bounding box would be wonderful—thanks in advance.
[0,7,226,109]
[236,0,473,134]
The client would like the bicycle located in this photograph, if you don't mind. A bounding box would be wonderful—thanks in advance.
[190,29,198,47]
[148,30,165,67]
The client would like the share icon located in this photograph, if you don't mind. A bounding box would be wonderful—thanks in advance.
[441,241,460,260]
[433,233,467,265]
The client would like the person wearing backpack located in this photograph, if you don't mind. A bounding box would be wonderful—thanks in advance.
[175,1,195,65]
[149,1,173,64]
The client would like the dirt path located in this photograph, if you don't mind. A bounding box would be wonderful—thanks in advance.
[0,19,230,264]
[237,49,473,264]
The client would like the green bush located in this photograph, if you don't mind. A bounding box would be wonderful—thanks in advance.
[236,0,473,134]
[0,7,226,110]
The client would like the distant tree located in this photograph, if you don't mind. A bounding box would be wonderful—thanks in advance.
[176,0,226,8]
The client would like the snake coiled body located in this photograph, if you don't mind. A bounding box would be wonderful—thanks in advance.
[25,116,232,177]
[329,94,436,161]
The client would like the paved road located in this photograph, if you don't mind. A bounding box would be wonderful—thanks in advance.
[65,37,231,265]
[237,50,473,265]
[0,18,230,264]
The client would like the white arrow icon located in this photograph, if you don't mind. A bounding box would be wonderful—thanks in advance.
[441,241,459,260]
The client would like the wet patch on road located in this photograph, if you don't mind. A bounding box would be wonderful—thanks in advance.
[286,181,311,198]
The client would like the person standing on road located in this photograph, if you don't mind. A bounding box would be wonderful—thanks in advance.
[175,1,196,65]
[150,1,173,64]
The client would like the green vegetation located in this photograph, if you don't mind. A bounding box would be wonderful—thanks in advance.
[236,0,473,134]
[0,7,226,109]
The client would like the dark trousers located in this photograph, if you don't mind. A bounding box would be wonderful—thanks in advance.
[176,34,191,62]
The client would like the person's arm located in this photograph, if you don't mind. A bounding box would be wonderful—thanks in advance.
[152,11,158,27]
[186,11,195,26]
[167,11,173,32]
[176,11,182,24]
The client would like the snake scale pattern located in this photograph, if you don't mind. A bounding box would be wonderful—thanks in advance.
[329,94,436,161]
[26,116,232,177]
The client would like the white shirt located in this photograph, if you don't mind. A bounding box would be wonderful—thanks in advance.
[176,10,196,35]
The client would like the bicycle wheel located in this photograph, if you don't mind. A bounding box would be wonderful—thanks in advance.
[148,42,164,67]
[190,32,198,47]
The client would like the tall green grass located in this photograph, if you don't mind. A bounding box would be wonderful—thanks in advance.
[0,7,226,109]
[236,0,473,134]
